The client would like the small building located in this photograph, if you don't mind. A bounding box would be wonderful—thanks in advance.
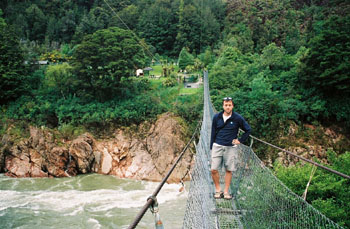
[136,69,144,76]
[24,60,49,65]
[143,67,153,76]
[38,60,49,65]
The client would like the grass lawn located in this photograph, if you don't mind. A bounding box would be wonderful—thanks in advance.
[149,77,202,95]
[179,87,201,95]
[149,65,163,76]
[149,77,166,89]
[149,64,180,76]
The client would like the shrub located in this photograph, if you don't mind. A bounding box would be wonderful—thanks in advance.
[162,77,177,87]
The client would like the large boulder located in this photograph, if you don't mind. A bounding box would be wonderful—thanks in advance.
[69,133,94,174]
[4,138,48,178]
[44,147,71,177]
[146,113,192,182]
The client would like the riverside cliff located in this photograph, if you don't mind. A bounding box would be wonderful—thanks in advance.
[0,113,194,183]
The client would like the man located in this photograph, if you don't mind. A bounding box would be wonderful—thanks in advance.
[210,97,251,200]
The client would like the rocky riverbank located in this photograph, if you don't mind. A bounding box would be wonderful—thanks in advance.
[0,113,194,183]
[266,122,350,168]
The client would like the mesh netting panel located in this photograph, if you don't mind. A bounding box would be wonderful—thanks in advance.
[183,72,342,229]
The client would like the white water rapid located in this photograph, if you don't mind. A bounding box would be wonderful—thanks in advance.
[0,174,188,228]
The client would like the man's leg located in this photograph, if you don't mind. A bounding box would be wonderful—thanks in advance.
[224,170,232,194]
[223,146,238,197]
[211,144,223,193]
[211,169,221,192]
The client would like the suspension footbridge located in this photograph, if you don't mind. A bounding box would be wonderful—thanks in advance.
[129,71,347,229]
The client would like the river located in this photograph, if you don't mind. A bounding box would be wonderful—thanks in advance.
[0,174,188,228]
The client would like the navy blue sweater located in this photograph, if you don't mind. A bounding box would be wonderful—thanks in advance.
[210,111,251,149]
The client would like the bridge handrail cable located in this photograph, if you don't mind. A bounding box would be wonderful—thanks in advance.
[245,133,350,179]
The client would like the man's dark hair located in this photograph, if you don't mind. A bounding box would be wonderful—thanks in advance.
[222,97,234,105]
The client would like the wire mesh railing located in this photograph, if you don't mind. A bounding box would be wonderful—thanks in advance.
[183,71,216,229]
[183,71,343,229]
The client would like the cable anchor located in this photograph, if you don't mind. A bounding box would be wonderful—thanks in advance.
[147,196,164,229]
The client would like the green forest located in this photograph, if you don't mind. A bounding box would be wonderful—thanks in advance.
[0,0,349,227]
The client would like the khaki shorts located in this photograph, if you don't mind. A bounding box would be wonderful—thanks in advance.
[211,143,238,172]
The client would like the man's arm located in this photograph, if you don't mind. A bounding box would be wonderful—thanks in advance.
[238,117,251,143]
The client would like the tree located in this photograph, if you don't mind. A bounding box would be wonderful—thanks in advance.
[209,46,252,91]
[0,10,5,27]
[73,5,116,44]
[25,4,47,42]
[201,47,213,67]
[175,2,201,53]
[224,0,303,53]
[259,43,294,90]
[45,63,76,99]
[175,0,222,54]
[195,2,221,52]
[193,58,203,71]
[111,4,140,30]
[58,9,78,43]
[72,27,146,101]
[137,0,179,56]
[231,75,282,138]
[300,15,350,96]
[0,10,26,104]
[225,24,254,54]
[178,47,194,70]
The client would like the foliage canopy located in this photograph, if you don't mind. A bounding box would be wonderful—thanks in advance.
[0,12,27,104]
[300,15,350,96]
[72,27,146,101]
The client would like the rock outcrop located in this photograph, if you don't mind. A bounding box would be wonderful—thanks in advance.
[90,113,192,182]
[274,123,349,167]
[0,113,194,182]
[1,127,71,177]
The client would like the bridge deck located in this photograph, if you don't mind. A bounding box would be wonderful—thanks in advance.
[214,198,243,229]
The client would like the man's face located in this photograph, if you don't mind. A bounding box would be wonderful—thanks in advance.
[223,100,234,115]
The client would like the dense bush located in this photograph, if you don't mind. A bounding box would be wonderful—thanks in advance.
[174,92,202,124]
[274,150,350,227]
[0,13,27,104]
[5,89,166,128]
[162,77,177,87]
[44,63,76,98]
[3,69,201,130]
[209,36,350,140]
